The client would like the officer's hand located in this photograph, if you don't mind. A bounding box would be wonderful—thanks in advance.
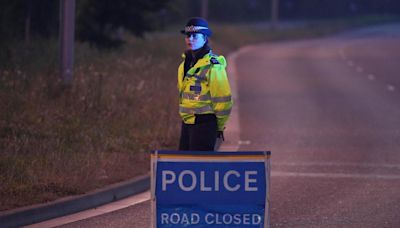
[217,131,224,141]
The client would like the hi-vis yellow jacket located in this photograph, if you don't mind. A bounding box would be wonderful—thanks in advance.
[177,52,233,131]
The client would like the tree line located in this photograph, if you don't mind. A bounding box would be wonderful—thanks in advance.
[1,0,399,49]
[0,0,171,49]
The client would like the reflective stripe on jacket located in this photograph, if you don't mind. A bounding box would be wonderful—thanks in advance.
[177,52,233,131]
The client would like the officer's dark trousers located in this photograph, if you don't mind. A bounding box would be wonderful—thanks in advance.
[179,114,217,151]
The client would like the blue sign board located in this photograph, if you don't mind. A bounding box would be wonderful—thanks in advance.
[150,151,271,228]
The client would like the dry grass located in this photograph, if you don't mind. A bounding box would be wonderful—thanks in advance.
[0,34,183,210]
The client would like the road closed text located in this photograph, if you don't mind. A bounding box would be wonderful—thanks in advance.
[160,212,262,226]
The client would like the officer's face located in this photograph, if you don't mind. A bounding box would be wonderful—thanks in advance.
[185,33,206,51]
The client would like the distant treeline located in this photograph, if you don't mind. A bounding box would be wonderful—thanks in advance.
[1,0,399,48]
[204,0,400,22]
[0,0,169,48]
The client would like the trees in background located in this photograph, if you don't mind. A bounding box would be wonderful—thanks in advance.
[0,0,58,44]
[204,0,400,21]
[279,0,400,19]
[75,0,168,48]
[0,0,169,49]
[0,0,399,50]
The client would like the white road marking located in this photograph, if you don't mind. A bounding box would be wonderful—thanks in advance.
[367,74,375,80]
[272,171,400,180]
[238,140,251,145]
[338,49,346,59]
[219,46,257,152]
[274,161,400,169]
[387,84,396,92]
[347,60,354,67]
[273,162,400,180]
[24,191,151,228]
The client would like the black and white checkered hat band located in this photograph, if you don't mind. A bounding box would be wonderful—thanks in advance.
[184,25,209,33]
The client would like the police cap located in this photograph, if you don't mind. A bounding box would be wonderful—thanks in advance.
[180,17,212,37]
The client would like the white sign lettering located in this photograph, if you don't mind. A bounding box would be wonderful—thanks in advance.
[161,170,258,192]
[160,213,262,225]
[160,213,200,225]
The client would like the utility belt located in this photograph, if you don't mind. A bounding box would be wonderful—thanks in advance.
[194,114,216,124]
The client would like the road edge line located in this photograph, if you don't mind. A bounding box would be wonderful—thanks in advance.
[0,174,150,228]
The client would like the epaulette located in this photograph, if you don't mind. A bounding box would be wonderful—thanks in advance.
[210,57,220,64]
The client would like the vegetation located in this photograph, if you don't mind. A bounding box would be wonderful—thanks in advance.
[1,14,399,211]
[2,0,400,50]
[0,35,182,210]
[0,0,170,49]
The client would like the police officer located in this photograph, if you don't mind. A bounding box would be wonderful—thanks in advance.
[178,17,233,151]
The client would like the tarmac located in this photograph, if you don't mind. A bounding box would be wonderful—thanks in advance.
[0,174,149,228]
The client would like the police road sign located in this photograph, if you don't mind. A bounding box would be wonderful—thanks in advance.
[150,150,271,227]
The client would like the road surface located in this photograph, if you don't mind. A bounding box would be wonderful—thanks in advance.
[231,23,400,227]
[39,23,400,228]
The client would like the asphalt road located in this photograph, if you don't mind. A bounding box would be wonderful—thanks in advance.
[58,23,400,228]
